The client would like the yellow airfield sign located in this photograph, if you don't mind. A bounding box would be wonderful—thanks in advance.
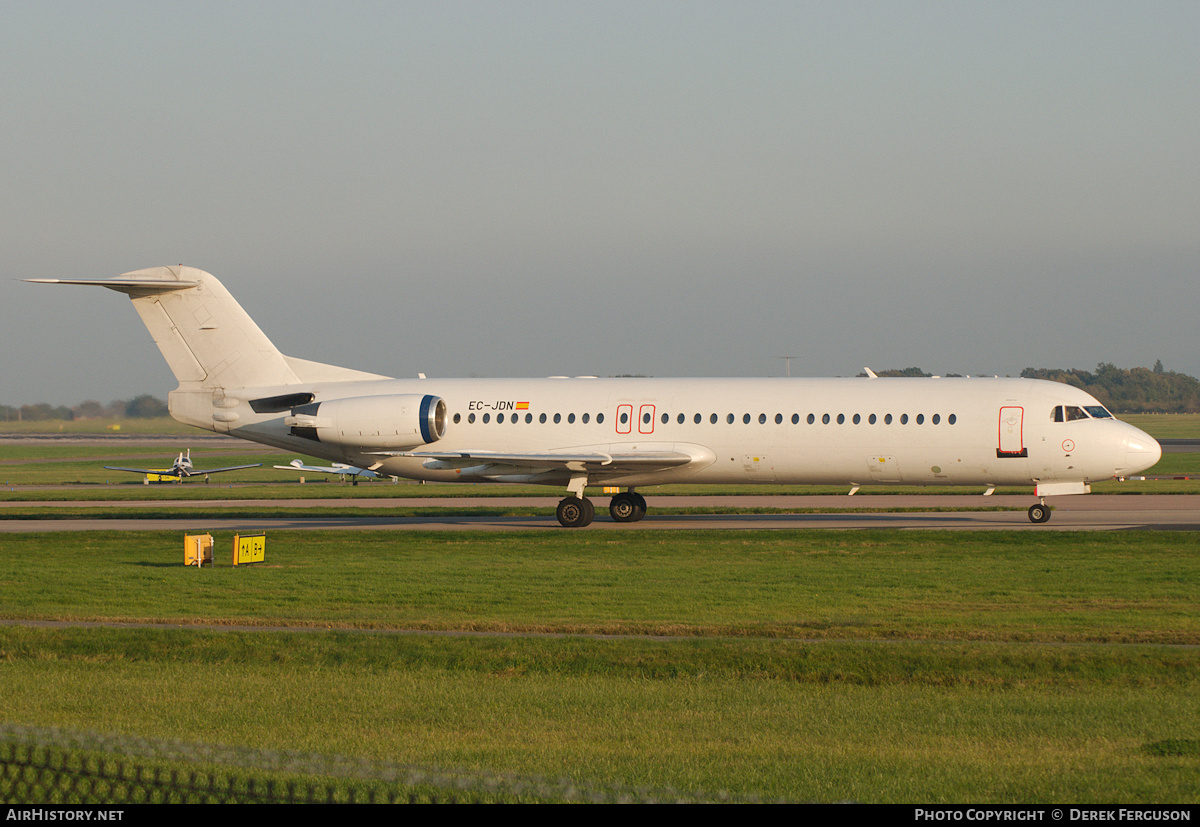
[184,534,214,567]
[233,533,266,566]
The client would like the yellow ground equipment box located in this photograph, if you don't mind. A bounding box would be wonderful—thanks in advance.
[232,533,266,566]
[185,533,214,567]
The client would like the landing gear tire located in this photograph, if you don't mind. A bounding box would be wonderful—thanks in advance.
[1028,503,1051,523]
[609,492,649,522]
[557,496,595,528]
[609,493,637,522]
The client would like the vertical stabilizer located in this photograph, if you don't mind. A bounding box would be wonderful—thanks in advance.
[30,266,302,390]
[120,266,301,390]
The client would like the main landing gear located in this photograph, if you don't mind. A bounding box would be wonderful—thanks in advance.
[608,491,647,523]
[1028,500,1052,523]
[555,489,647,527]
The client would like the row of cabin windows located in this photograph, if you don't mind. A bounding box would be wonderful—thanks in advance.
[452,411,958,426]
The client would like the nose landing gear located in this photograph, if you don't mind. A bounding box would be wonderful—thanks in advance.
[1028,500,1052,523]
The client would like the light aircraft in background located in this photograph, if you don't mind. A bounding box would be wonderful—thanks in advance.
[273,458,385,483]
[104,449,261,482]
[32,267,1161,525]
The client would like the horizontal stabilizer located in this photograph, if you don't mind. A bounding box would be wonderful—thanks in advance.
[25,278,198,294]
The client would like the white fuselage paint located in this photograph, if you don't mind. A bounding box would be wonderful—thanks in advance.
[216,376,1160,490]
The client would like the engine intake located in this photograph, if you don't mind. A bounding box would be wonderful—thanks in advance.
[286,394,446,448]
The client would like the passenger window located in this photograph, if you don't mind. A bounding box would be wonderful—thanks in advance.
[791,414,799,424]
[775,413,783,424]
[884,414,893,424]
[837,414,845,424]
[932,414,940,424]
[869,414,877,424]
[822,414,830,424]
[539,413,547,423]
[483,413,491,424]
[711,413,718,424]
[743,413,751,424]
[727,413,735,424]
[694,413,702,424]
[620,411,628,424]
[568,413,576,424]
[948,414,956,425]
[597,413,604,424]
[900,414,908,424]
[468,413,476,424]
[807,414,815,424]
[553,413,561,424]
[677,413,684,424]
[916,414,924,424]
[853,414,861,424]
[453,413,461,424]
[497,413,505,423]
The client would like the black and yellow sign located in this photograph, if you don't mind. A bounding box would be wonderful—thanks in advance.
[232,533,266,566]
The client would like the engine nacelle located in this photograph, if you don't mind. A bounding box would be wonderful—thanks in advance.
[286,394,446,449]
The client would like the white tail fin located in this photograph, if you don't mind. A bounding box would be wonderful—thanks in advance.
[29,266,388,391]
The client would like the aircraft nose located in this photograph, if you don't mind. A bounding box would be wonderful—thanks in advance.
[1121,428,1162,476]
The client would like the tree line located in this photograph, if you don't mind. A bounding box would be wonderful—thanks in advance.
[0,395,169,422]
[862,362,1199,413]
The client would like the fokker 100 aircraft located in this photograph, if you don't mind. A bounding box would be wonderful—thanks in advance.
[30,267,1161,526]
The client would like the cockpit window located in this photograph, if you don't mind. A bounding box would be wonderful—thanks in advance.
[1054,405,1101,422]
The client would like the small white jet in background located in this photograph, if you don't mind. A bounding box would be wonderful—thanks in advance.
[273,458,386,484]
[105,450,261,482]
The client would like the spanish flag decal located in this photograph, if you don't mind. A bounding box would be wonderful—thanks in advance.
[516,402,530,410]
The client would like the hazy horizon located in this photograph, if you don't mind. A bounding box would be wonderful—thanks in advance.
[4,2,1197,406]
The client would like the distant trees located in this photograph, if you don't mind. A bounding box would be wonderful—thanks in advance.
[858,364,1200,413]
[1020,363,1200,413]
[0,396,171,422]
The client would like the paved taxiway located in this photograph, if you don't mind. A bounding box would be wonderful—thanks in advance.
[2,494,1196,532]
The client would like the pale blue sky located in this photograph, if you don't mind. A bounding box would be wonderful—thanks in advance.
[3,1,1197,405]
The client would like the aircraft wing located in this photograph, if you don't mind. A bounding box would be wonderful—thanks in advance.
[386,449,696,474]
[188,463,263,475]
[103,466,178,476]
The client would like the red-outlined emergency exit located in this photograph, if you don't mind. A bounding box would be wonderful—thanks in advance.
[615,404,633,434]
[638,404,656,434]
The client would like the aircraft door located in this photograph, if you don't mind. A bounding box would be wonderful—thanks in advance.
[998,407,1027,457]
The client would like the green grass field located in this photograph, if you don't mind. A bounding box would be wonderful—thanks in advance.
[1,530,1197,802]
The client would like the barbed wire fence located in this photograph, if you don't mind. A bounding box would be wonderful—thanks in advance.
[1,723,749,804]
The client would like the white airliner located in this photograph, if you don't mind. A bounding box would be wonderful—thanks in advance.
[104,449,261,481]
[30,266,1161,526]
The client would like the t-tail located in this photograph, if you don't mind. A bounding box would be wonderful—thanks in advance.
[27,266,389,431]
